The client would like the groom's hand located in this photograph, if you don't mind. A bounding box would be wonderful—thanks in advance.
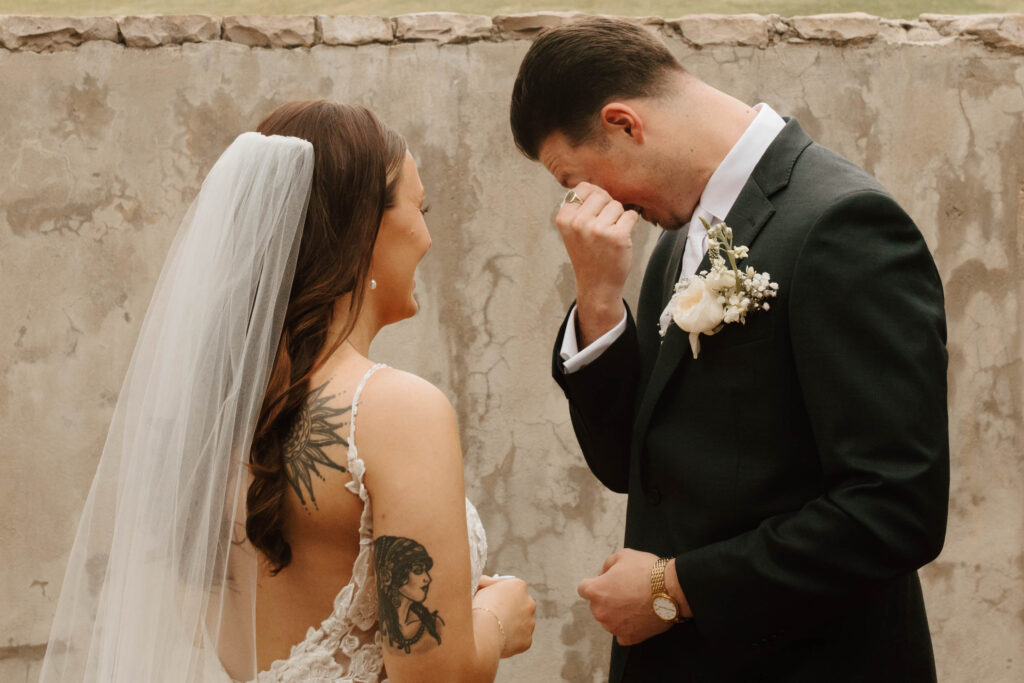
[556,182,639,347]
[577,549,691,647]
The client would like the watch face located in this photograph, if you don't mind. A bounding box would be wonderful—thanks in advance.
[653,595,678,621]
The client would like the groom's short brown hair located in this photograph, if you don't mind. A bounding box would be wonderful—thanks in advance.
[510,17,683,160]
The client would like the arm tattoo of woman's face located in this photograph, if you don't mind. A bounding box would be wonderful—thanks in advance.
[283,381,350,508]
[374,536,444,654]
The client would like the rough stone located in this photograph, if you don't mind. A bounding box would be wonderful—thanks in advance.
[394,12,493,44]
[669,14,775,48]
[921,13,1024,54]
[318,15,393,46]
[495,13,665,40]
[0,15,118,51]
[222,15,316,48]
[118,15,220,49]
[789,12,881,44]
[921,13,979,36]
[878,19,945,45]
[492,11,585,39]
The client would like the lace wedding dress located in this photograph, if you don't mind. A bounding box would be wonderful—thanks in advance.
[254,364,489,683]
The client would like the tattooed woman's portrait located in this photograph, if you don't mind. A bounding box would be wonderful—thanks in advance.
[374,536,444,654]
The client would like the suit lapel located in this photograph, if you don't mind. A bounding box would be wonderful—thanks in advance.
[630,119,812,466]
[661,228,688,306]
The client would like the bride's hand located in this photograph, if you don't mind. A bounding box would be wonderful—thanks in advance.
[473,576,536,658]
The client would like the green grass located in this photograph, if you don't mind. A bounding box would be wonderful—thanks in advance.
[2,1,1022,20]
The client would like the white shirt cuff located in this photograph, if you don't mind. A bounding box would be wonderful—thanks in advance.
[559,305,628,374]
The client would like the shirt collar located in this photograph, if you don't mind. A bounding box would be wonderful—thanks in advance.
[697,103,786,222]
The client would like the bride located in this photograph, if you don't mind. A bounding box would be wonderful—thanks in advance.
[38,100,536,683]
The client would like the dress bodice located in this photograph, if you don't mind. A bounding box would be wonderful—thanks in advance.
[255,364,488,682]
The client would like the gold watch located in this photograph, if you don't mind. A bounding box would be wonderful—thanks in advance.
[650,557,684,623]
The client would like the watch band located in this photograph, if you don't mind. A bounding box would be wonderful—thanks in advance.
[651,557,670,595]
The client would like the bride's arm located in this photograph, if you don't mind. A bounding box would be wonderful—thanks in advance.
[356,368,526,683]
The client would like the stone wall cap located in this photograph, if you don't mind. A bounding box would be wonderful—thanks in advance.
[118,15,220,48]
[921,13,1024,53]
[0,15,118,51]
[317,15,394,45]
[789,12,881,44]
[878,18,946,45]
[223,14,316,48]
[1,12,1023,53]
[668,13,777,48]
[394,12,494,44]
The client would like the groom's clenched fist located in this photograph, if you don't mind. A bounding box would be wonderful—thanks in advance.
[577,549,692,647]
[556,182,639,347]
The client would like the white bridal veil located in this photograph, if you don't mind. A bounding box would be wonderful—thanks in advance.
[39,133,315,682]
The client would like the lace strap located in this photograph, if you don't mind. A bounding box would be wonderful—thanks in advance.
[349,363,387,453]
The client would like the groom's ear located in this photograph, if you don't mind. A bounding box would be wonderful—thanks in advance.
[599,103,645,144]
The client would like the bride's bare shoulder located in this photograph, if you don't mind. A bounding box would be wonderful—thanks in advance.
[354,367,460,467]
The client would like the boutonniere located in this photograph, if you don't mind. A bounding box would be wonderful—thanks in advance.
[660,219,779,359]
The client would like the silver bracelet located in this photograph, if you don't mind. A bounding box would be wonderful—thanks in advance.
[473,606,507,654]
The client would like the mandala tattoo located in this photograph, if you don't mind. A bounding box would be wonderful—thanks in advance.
[283,381,350,508]
[374,536,444,654]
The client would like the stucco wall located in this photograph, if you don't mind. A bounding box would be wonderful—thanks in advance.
[1,11,1022,682]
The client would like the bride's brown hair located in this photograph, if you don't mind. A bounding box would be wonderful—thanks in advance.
[246,100,406,573]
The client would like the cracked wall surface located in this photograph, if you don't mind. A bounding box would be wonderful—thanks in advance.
[1,12,1022,683]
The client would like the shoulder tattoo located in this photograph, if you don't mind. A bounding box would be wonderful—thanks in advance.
[282,380,350,508]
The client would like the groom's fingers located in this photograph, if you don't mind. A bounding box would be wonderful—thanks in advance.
[577,187,612,221]
[595,198,626,231]
[559,182,608,217]
[601,551,622,574]
[557,182,596,219]
[567,181,599,204]
[614,208,640,236]
[577,577,593,599]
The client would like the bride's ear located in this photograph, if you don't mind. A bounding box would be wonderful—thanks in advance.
[599,103,645,144]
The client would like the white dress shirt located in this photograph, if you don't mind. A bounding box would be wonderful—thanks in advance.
[560,103,786,373]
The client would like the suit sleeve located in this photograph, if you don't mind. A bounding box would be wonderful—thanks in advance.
[673,191,949,653]
[552,304,641,494]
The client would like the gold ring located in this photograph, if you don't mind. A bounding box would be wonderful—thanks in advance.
[564,190,584,206]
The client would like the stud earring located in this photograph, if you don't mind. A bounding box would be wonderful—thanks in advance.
[370,279,377,290]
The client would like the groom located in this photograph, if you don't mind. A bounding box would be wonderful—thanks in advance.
[510,17,949,682]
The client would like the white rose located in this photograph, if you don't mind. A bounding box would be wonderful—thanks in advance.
[668,277,725,359]
[704,268,736,293]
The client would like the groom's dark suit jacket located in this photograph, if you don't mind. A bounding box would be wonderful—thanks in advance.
[553,119,949,682]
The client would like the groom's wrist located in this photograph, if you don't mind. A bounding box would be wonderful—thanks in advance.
[664,559,693,619]
[575,294,625,347]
